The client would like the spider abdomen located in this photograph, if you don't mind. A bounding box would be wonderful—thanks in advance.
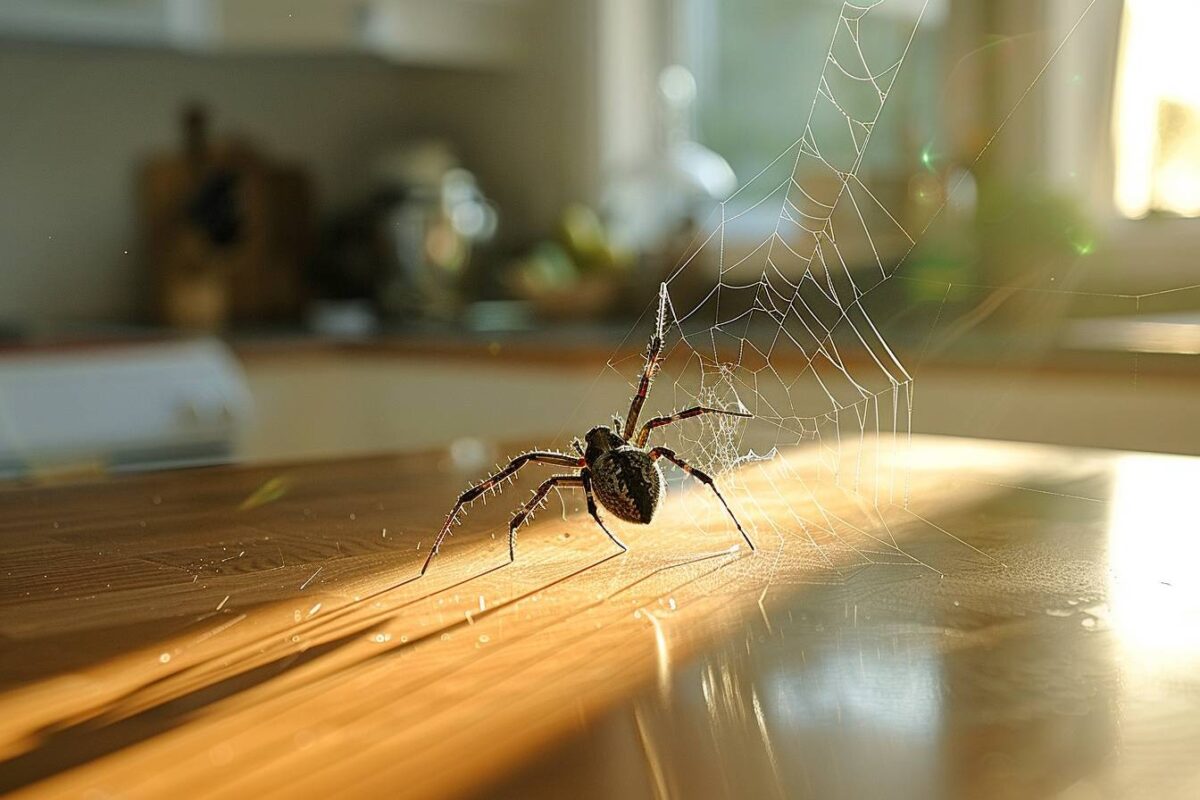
[590,447,664,524]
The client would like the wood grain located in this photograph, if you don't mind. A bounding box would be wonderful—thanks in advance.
[0,437,1195,798]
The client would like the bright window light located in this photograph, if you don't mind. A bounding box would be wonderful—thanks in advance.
[1113,0,1200,218]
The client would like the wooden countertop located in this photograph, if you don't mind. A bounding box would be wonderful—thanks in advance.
[1,437,1198,798]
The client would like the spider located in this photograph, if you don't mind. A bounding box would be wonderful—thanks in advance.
[421,284,755,576]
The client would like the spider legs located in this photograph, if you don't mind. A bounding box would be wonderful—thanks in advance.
[508,475,585,561]
[622,283,669,441]
[636,406,752,447]
[621,334,662,441]
[583,470,626,552]
[507,473,626,563]
[649,447,756,552]
[421,451,582,576]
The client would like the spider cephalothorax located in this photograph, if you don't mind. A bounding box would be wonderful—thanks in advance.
[421,284,754,576]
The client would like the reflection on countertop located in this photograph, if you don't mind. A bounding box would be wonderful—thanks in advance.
[487,452,1200,800]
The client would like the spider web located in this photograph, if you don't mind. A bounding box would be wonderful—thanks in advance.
[595,0,1196,578]
[647,0,923,573]
[662,0,919,483]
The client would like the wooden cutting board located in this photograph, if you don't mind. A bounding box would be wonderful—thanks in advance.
[139,107,312,329]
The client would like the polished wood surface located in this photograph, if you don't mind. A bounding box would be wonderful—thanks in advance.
[1,437,1197,798]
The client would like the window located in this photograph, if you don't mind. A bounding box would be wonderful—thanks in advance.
[1113,0,1200,219]
[679,0,944,188]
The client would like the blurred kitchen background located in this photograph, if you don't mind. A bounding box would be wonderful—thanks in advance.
[0,0,1195,478]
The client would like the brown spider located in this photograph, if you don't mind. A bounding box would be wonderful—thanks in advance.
[421,284,755,576]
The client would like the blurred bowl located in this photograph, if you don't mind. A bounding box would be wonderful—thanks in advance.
[512,274,619,322]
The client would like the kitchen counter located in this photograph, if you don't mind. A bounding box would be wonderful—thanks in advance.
[4,311,1196,379]
[229,313,1200,380]
[2,436,1199,797]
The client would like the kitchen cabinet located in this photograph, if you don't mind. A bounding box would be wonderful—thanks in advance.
[234,343,1200,463]
[0,0,528,69]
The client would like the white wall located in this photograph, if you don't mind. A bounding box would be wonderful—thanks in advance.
[0,0,600,326]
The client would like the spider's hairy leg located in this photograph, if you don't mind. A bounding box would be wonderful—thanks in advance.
[508,475,585,562]
[650,446,755,552]
[420,450,582,576]
[583,470,626,552]
[622,283,670,441]
[636,406,753,447]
